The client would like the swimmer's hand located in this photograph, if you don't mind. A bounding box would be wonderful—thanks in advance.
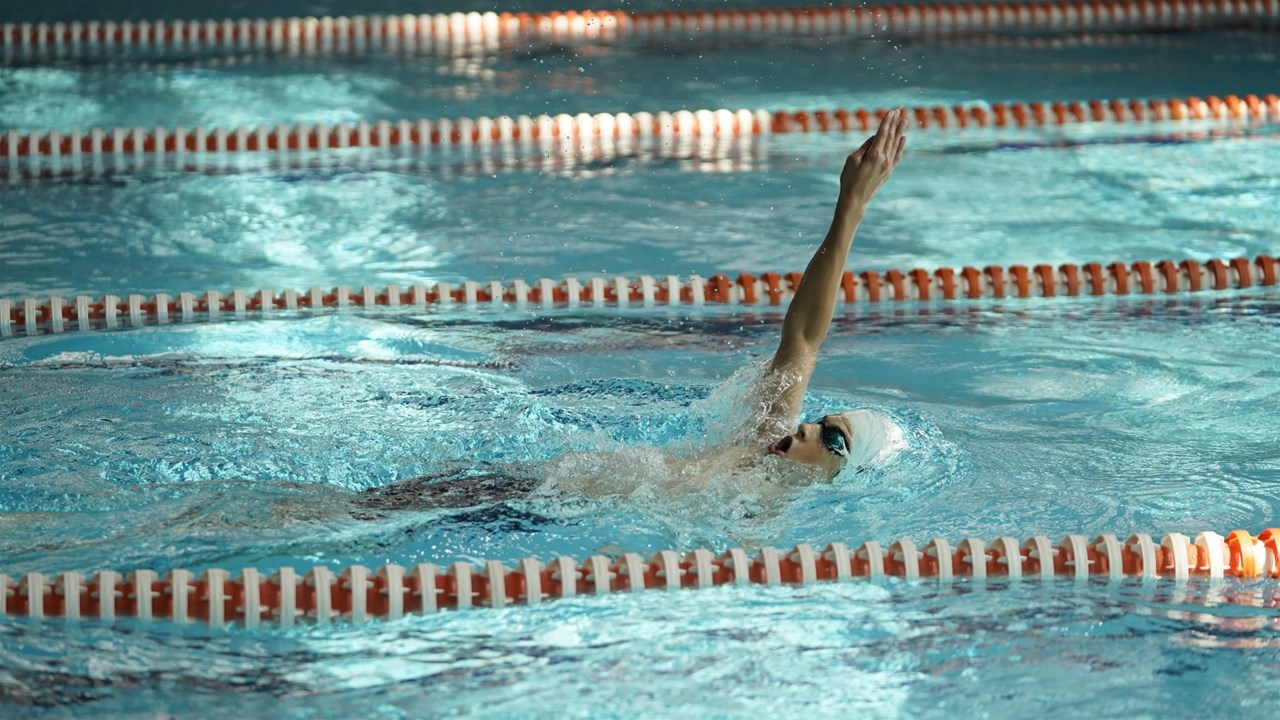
[838,107,908,211]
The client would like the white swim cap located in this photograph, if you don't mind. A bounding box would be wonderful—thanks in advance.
[837,409,906,469]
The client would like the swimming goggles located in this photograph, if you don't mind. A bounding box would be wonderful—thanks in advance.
[818,419,849,459]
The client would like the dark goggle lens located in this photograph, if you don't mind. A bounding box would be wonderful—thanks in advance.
[819,422,848,457]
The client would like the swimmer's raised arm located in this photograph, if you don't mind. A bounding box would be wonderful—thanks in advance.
[762,108,908,422]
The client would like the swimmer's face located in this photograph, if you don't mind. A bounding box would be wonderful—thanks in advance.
[767,414,852,476]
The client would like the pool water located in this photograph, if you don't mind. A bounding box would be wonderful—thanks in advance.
[3,0,1280,717]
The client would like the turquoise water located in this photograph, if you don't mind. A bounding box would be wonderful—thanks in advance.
[3,1,1280,717]
[3,298,1280,717]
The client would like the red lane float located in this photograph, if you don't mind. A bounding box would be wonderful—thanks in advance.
[3,94,1278,170]
[3,0,1279,58]
[0,254,1275,339]
[3,529,1279,626]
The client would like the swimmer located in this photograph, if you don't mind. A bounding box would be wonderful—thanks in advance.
[619,105,910,491]
[354,108,910,512]
[734,106,910,480]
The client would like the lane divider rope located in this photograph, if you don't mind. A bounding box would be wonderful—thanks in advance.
[3,0,1278,58]
[4,529,1279,625]
[4,95,1277,173]
[3,125,1274,185]
[1,255,1275,339]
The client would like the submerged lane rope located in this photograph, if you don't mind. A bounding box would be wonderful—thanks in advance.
[3,530,1277,626]
[1,255,1275,339]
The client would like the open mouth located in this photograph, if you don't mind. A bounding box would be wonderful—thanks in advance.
[768,435,794,456]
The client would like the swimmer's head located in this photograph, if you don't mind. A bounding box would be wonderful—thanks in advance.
[767,413,852,477]
[767,410,905,477]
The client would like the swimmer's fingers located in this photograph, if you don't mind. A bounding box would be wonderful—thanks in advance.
[873,108,910,171]
[839,108,906,204]
[896,110,909,164]
[849,134,875,162]
[890,108,908,157]
[876,110,907,169]
[868,108,898,159]
[840,136,875,196]
[854,107,904,162]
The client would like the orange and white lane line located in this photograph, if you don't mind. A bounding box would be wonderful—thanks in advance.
[3,0,1278,59]
[3,529,1278,626]
[1,255,1275,339]
[2,94,1277,177]
[1,124,1272,185]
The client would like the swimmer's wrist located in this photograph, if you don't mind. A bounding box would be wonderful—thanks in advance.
[835,196,867,221]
